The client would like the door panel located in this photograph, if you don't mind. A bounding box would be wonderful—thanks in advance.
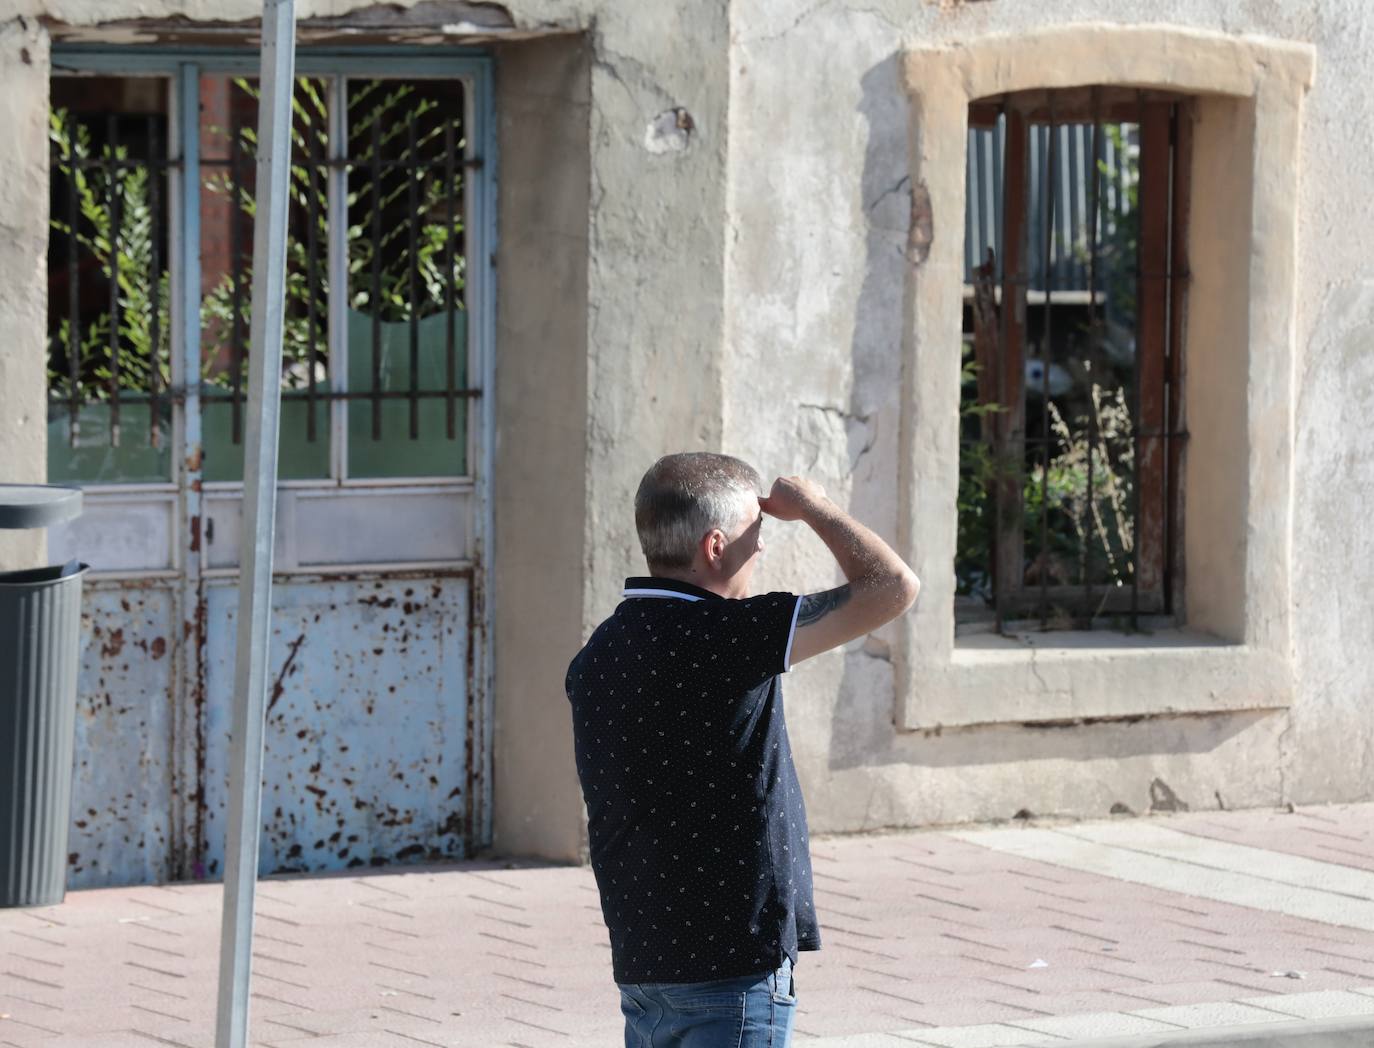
[199,576,472,878]
[48,56,491,889]
[68,584,179,887]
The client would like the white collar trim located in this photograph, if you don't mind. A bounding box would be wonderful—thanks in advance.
[621,588,705,602]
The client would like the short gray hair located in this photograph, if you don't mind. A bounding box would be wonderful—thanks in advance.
[634,453,762,572]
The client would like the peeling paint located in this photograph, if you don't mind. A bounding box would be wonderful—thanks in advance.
[907,179,933,265]
[644,107,695,154]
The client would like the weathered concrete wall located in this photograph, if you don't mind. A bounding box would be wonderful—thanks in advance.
[492,32,591,861]
[725,0,1374,830]
[2,0,1371,861]
[0,16,49,572]
[5,0,734,860]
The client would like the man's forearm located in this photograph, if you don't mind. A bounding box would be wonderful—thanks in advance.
[802,498,915,590]
[760,476,919,662]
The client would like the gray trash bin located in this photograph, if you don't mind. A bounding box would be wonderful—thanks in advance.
[0,483,86,908]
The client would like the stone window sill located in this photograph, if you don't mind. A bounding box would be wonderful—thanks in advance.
[901,629,1292,730]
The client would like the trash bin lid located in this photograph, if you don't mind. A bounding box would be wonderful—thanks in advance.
[0,484,83,529]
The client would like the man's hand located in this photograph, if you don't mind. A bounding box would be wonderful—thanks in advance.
[761,474,919,666]
[758,476,828,522]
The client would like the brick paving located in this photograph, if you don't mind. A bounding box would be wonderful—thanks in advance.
[1151,804,1374,875]
[1,805,1373,1047]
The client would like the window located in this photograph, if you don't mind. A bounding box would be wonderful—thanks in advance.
[957,89,1190,634]
[894,27,1311,728]
[47,69,473,489]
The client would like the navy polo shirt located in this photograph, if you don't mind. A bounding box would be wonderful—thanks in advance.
[565,576,821,984]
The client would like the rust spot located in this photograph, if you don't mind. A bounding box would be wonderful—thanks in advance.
[100,628,126,658]
[186,446,202,471]
[190,515,201,553]
[395,844,424,861]
[267,633,307,713]
[150,636,167,660]
[190,587,209,879]
[908,179,934,265]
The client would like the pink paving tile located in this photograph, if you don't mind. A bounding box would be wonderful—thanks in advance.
[1159,805,1374,873]
[8,806,1374,1046]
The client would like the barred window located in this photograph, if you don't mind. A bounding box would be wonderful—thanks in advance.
[957,88,1191,634]
[47,71,473,487]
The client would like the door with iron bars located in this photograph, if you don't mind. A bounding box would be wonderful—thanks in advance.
[44,48,495,887]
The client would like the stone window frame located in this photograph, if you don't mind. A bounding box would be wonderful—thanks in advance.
[894,26,1315,730]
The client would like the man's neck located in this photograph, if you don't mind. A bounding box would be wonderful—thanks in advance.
[651,569,741,600]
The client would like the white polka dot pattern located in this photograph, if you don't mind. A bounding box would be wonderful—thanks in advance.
[566,577,820,984]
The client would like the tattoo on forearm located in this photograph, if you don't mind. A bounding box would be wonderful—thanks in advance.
[797,585,851,627]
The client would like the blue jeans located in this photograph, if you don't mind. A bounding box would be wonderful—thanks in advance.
[618,957,796,1048]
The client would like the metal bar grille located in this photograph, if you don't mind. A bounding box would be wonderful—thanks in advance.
[148,115,164,449]
[959,88,1192,633]
[305,107,321,443]
[444,121,457,440]
[65,133,81,447]
[229,125,245,446]
[370,115,383,442]
[106,113,123,448]
[407,111,421,441]
[47,73,479,467]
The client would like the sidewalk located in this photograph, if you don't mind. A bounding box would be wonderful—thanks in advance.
[3,803,1374,1048]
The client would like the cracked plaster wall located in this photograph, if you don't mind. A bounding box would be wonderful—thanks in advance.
[1,0,1370,856]
[0,16,48,572]
[724,0,1374,831]
[2,0,733,861]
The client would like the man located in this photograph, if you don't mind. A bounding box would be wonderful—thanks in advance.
[566,452,920,1047]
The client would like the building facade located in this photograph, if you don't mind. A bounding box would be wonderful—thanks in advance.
[0,0,1367,887]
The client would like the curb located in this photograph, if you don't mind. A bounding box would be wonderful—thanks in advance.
[1068,1015,1374,1048]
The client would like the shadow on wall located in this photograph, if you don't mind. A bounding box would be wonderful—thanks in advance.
[825,58,1264,776]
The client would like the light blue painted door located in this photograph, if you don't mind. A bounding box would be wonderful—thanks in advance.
[46,50,495,888]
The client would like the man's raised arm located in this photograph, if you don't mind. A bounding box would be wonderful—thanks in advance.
[759,476,920,666]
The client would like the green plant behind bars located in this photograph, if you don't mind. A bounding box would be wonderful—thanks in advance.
[200,77,466,390]
[48,108,172,400]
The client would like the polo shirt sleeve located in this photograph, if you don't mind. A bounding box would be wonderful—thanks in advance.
[716,590,804,689]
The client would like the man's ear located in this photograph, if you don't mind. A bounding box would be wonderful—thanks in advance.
[702,528,727,567]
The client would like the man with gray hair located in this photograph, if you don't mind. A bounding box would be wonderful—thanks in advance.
[567,452,919,1047]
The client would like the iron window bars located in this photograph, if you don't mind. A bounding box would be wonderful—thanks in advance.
[958,87,1191,633]
[47,72,478,469]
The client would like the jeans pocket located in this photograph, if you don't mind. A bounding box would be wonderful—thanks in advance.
[661,988,749,1016]
[770,960,797,1005]
[769,985,797,1006]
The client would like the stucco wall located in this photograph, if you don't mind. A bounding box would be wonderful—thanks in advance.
[725,0,1372,830]
[491,32,591,861]
[1,0,1370,861]
[0,16,49,572]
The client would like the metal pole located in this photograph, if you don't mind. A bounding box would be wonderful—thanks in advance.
[214,3,296,1047]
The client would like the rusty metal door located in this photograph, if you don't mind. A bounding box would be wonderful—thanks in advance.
[45,50,495,887]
